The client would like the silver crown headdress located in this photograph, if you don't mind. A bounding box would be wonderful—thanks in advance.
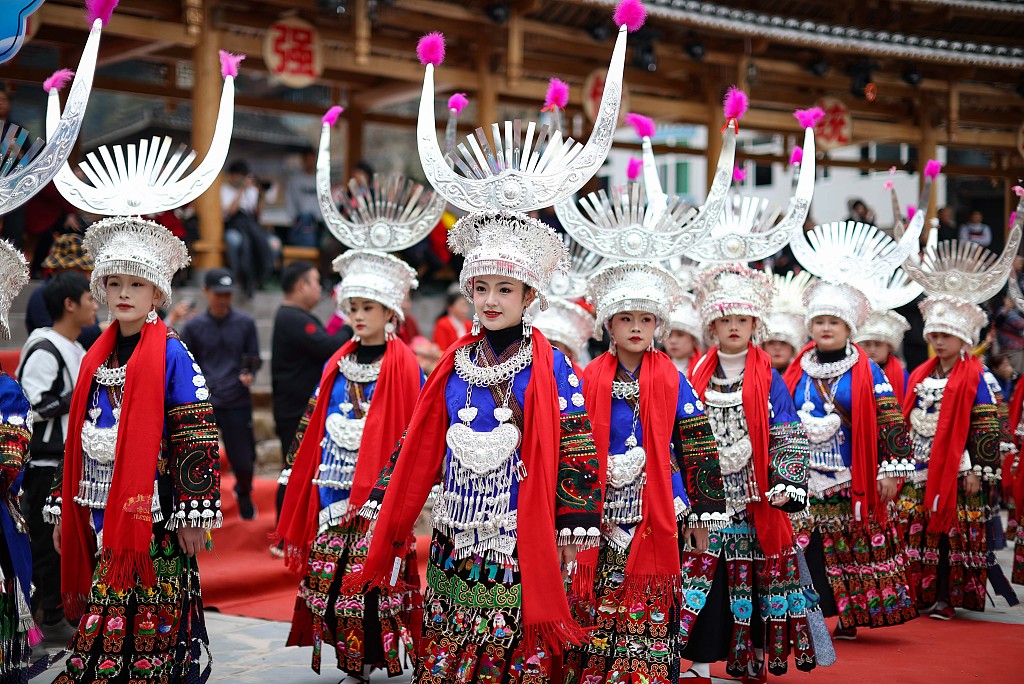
[84,218,190,308]
[554,126,708,262]
[763,269,814,351]
[691,263,775,330]
[585,260,683,341]
[905,197,1022,346]
[50,52,238,216]
[855,310,911,350]
[685,127,816,264]
[333,250,418,322]
[530,298,596,362]
[668,293,704,342]
[448,210,568,310]
[0,15,105,215]
[318,111,445,252]
[803,279,870,335]
[0,240,29,339]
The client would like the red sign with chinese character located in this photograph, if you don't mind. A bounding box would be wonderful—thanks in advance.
[813,97,853,151]
[263,17,323,88]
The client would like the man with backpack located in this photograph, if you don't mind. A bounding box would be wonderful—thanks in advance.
[16,271,96,630]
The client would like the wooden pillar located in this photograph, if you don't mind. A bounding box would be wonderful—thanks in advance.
[353,0,370,66]
[507,10,523,87]
[705,78,724,192]
[476,43,497,130]
[190,0,224,270]
[344,106,364,181]
[919,96,938,223]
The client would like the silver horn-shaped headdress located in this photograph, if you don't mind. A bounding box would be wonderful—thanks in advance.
[0,14,106,215]
[685,119,816,264]
[903,196,1022,305]
[0,239,29,339]
[318,109,445,252]
[416,23,628,213]
[554,115,707,261]
[50,51,239,216]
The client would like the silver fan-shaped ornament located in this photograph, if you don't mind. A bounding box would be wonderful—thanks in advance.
[547,232,604,299]
[790,216,923,285]
[0,19,104,215]
[417,25,628,214]
[903,198,1022,305]
[686,127,816,263]
[51,55,235,217]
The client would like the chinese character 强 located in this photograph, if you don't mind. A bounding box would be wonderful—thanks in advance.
[271,24,316,77]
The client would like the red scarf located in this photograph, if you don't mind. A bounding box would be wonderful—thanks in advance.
[902,355,980,534]
[691,344,794,557]
[783,342,883,528]
[276,337,422,573]
[687,352,701,378]
[883,355,907,404]
[1008,379,1024,501]
[343,329,588,653]
[578,350,682,605]
[61,320,168,619]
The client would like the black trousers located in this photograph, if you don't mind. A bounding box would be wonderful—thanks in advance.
[21,465,62,623]
[274,413,302,522]
[214,405,257,498]
[804,530,839,618]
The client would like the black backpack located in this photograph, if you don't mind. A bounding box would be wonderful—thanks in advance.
[18,339,70,458]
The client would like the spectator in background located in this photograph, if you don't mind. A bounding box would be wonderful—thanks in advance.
[285,148,322,249]
[989,353,1017,398]
[398,292,421,343]
[25,232,102,349]
[432,286,472,352]
[995,295,1024,375]
[937,206,959,243]
[23,182,84,275]
[16,272,95,632]
[411,335,441,375]
[959,210,993,248]
[271,260,351,536]
[181,268,262,520]
[221,160,277,296]
[846,198,877,226]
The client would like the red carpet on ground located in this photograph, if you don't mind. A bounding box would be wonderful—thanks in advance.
[206,477,1021,682]
[202,475,429,622]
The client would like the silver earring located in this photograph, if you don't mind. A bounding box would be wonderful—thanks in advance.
[522,309,533,337]
[471,312,481,336]
[959,347,967,361]
[845,339,851,355]
[146,308,158,325]
[384,321,397,341]
[609,338,617,356]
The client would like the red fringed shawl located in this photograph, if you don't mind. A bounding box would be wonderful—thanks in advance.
[883,355,907,404]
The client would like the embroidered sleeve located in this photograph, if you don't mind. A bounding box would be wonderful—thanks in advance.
[765,372,809,510]
[982,370,1017,457]
[555,411,601,549]
[43,457,64,524]
[0,385,31,493]
[967,402,1003,482]
[279,387,320,485]
[873,367,914,478]
[358,434,406,521]
[165,402,223,530]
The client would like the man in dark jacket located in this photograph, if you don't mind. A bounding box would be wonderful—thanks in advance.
[181,268,262,519]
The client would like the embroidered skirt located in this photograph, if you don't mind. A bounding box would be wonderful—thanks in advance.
[0,580,30,684]
[1013,523,1024,586]
[563,543,678,684]
[415,530,551,684]
[896,482,989,611]
[679,517,815,678]
[52,528,209,684]
[794,493,917,629]
[286,522,420,676]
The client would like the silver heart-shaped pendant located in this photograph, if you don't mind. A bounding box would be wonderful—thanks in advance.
[88,408,101,421]
[457,407,478,423]
[339,402,354,414]
[493,406,513,423]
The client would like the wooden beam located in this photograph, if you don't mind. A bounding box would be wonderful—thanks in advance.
[97,38,175,67]
[508,9,524,87]
[353,0,371,66]
[351,81,430,110]
[37,3,196,47]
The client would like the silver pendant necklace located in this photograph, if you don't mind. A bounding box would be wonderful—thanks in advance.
[605,380,646,526]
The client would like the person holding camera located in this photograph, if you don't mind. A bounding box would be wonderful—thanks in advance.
[16,271,96,630]
[221,159,278,296]
[180,268,262,519]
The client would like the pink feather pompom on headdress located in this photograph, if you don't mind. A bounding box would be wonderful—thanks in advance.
[322,106,345,126]
[733,167,746,183]
[924,159,942,180]
[624,113,655,140]
[43,69,75,94]
[789,146,803,166]
[907,205,916,221]
[448,93,468,114]
[723,86,749,121]
[85,0,118,26]
[793,107,825,130]
[884,180,894,190]
[417,33,445,67]
[1014,185,1024,198]
[613,0,647,33]
[543,79,570,111]
[219,51,245,78]
[627,157,644,181]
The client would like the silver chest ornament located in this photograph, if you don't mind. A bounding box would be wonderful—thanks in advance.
[604,380,647,527]
[705,384,761,507]
[909,376,945,463]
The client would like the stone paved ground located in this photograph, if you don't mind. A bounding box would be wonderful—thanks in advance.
[31,533,1024,683]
